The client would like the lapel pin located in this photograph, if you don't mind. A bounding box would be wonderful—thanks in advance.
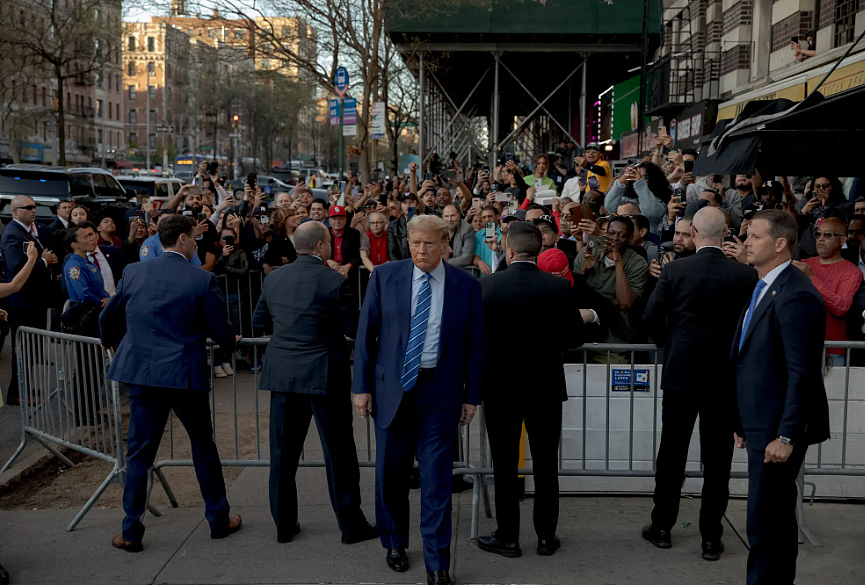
[771,291,776,296]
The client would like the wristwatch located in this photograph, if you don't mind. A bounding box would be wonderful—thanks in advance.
[777,436,794,445]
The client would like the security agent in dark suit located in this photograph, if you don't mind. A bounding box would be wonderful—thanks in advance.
[252,221,377,545]
[48,200,73,235]
[477,222,595,559]
[641,207,757,561]
[732,210,829,585]
[0,196,59,405]
[100,214,242,552]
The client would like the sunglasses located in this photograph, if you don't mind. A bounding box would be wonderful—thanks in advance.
[14,205,36,211]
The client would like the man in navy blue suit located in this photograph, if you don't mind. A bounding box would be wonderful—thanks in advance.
[352,214,483,585]
[100,214,241,552]
[0,196,59,405]
[733,209,830,585]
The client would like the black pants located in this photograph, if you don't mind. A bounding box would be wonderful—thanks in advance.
[651,390,734,542]
[484,397,562,542]
[745,443,808,585]
[6,309,47,403]
[268,391,364,539]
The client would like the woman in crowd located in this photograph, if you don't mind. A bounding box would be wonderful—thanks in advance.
[360,212,389,272]
[605,162,670,235]
[123,216,148,264]
[213,226,248,378]
[525,154,557,192]
[797,175,851,257]
[277,207,300,245]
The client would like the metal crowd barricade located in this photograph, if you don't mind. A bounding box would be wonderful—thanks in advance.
[0,327,149,531]
[214,270,265,338]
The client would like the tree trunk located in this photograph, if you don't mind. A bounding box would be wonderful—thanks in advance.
[56,68,67,166]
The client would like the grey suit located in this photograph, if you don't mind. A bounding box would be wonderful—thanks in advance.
[252,255,368,540]
[449,220,476,268]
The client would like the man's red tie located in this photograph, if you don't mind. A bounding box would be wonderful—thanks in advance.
[89,253,100,271]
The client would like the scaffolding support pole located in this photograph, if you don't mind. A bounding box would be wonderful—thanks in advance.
[419,52,426,165]
[580,55,588,147]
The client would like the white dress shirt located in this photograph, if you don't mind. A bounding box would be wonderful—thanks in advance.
[88,247,116,295]
[411,261,446,368]
[745,260,791,322]
[14,219,49,267]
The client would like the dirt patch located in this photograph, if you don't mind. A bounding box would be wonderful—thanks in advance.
[0,407,270,511]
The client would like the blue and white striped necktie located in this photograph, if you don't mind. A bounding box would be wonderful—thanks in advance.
[401,273,431,392]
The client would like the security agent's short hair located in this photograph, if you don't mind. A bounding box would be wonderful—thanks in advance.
[632,214,650,234]
[158,214,196,249]
[753,209,798,253]
[506,222,543,258]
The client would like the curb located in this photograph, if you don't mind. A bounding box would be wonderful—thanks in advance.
[0,447,54,492]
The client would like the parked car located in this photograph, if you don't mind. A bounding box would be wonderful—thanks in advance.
[116,176,184,209]
[0,165,134,228]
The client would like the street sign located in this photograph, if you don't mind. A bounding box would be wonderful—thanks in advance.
[329,99,340,126]
[370,102,386,140]
[229,133,242,139]
[155,125,174,133]
[343,98,357,125]
[343,125,357,137]
[334,66,349,97]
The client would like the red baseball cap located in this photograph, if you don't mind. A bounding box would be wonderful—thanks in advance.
[538,248,574,287]
[329,205,347,217]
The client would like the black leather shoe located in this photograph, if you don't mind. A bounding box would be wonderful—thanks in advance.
[478,532,522,558]
[386,546,409,572]
[701,540,725,561]
[641,524,672,549]
[0,563,9,585]
[277,521,301,544]
[427,569,454,585]
[536,535,561,556]
[341,521,379,544]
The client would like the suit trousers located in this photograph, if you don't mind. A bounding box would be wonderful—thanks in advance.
[268,391,364,539]
[651,390,734,542]
[484,397,562,542]
[745,443,808,585]
[6,309,47,402]
[122,386,230,542]
[374,371,454,572]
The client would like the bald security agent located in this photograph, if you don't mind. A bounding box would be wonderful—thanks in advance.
[641,207,757,561]
[352,214,483,585]
[733,210,829,585]
[252,221,377,545]
[101,215,241,552]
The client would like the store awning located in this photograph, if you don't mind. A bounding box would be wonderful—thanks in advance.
[693,85,865,177]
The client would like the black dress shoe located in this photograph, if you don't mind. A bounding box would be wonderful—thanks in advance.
[341,521,378,544]
[427,569,454,585]
[478,532,522,558]
[386,546,409,572]
[641,524,672,549]
[0,563,8,585]
[277,521,301,543]
[536,535,561,556]
[701,540,725,561]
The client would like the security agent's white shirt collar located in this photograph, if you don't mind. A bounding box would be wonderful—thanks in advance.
[14,219,49,267]
[756,260,791,307]
[411,260,446,369]
[509,260,536,265]
[164,250,188,260]
[697,245,722,253]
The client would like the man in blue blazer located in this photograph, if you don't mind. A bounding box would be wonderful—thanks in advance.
[0,196,59,405]
[352,214,483,585]
[100,214,241,552]
[733,209,829,585]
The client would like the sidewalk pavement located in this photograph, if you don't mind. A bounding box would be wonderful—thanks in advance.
[1,462,863,585]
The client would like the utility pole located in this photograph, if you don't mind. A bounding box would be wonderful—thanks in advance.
[338,97,344,182]
[146,70,153,170]
[162,71,168,170]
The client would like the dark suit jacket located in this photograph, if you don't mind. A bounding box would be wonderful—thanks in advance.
[481,262,582,402]
[0,220,54,309]
[48,217,68,235]
[352,259,483,429]
[331,227,361,268]
[644,247,757,393]
[387,216,410,261]
[101,252,235,391]
[253,255,357,395]
[99,245,125,286]
[732,263,830,448]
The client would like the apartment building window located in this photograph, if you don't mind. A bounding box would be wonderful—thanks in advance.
[129,85,136,100]
[147,37,155,52]
[98,129,103,144]
[129,109,137,124]
[129,132,137,145]
[97,99,103,118]
[128,62,136,76]
[234,29,245,39]
[147,62,155,74]
[149,134,156,149]
[42,87,47,107]
[149,110,156,125]
[107,73,112,91]
[128,36,135,51]
[208,28,218,39]
[835,0,860,47]
[149,85,156,100]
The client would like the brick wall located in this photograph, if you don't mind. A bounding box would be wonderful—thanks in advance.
[819,0,835,29]
[771,12,813,52]
[707,19,724,44]
[721,42,752,74]
[724,0,754,34]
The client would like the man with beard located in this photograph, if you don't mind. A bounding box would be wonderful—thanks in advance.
[649,218,697,279]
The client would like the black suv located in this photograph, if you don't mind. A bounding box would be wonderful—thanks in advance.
[0,165,134,227]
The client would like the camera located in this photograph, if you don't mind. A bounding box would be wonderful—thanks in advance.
[247,173,257,188]
[222,235,236,246]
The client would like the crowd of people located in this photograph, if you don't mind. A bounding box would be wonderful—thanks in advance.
[0,142,858,585]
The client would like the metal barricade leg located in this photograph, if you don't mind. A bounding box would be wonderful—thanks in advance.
[154,466,180,508]
[66,464,124,532]
[31,435,75,468]
[796,462,820,546]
